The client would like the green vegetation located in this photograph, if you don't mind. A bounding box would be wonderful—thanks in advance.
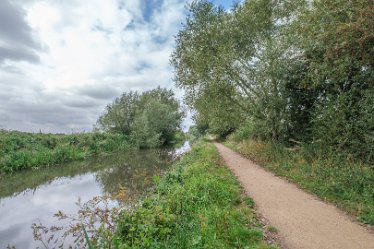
[96,87,184,148]
[0,147,174,199]
[31,142,276,248]
[0,87,184,174]
[172,0,374,163]
[114,142,276,248]
[0,130,129,174]
[225,139,374,225]
[171,0,374,225]
[3,0,373,245]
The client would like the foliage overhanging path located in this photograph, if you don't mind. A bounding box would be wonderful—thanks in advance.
[214,142,374,249]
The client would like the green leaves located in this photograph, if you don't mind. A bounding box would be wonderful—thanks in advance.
[175,0,374,161]
[116,142,273,248]
[96,87,184,148]
[0,131,129,174]
[96,91,139,135]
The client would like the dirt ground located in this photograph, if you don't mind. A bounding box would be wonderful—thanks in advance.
[214,142,374,249]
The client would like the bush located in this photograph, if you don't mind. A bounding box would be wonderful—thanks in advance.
[312,89,374,163]
[231,120,257,142]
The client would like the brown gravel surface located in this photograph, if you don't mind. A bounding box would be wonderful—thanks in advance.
[214,142,374,249]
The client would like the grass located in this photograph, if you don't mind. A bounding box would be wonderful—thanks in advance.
[0,130,130,174]
[0,129,186,175]
[114,141,277,248]
[224,138,374,225]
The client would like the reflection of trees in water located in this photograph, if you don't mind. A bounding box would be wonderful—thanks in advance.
[95,149,174,199]
[30,149,176,249]
[0,147,176,200]
[0,158,102,199]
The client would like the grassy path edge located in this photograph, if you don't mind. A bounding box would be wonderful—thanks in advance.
[113,141,278,248]
[223,139,374,226]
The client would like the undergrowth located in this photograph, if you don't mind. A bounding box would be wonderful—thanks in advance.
[114,142,276,248]
[0,130,129,174]
[224,139,374,225]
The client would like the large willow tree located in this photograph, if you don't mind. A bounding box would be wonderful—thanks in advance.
[172,0,374,161]
[96,87,184,148]
[172,0,303,139]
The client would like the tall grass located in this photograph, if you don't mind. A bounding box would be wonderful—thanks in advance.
[115,142,277,248]
[225,138,374,225]
[0,130,130,174]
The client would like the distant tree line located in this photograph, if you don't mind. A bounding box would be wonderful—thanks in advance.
[96,87,184,148]
[172,0,374,162]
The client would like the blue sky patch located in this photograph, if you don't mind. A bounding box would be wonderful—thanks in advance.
[142,0,163,22]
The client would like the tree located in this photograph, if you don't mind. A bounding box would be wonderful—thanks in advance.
[96,87,184,148]
[96,92,139,135]
[294,0,374,158]
[171,0,294,139]
[173,0,374,162]
[131,98,183,148]
[171,0,253,137]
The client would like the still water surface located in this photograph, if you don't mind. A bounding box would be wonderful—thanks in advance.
[0,141,190,248]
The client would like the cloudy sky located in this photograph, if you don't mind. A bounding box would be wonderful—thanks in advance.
[0,0,232,133]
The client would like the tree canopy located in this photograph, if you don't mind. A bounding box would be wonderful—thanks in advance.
[96,87,184,148]
[172,0,374,162]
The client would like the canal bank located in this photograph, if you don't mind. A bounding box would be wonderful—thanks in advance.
[113,141,276,248]
[0,142,189,248]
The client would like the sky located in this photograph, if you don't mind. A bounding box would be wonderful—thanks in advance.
[0,0,233,133]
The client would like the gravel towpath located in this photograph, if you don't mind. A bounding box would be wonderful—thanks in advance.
[214,142,374,249]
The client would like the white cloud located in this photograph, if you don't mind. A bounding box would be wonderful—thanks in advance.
[0,0,188,133]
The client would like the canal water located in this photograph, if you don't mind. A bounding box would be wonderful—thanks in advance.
[0,141,190,248]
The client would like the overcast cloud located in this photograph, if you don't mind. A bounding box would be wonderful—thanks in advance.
[0,0,230,133]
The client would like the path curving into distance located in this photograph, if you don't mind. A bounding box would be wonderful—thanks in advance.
[214,142,374,249]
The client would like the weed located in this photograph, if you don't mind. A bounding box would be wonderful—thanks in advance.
[115,142,276,248]
[268,226,278,233]
[0,130,130,174]
[244,197,255,208]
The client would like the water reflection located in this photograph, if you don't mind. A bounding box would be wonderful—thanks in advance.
[0,141,190,249]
